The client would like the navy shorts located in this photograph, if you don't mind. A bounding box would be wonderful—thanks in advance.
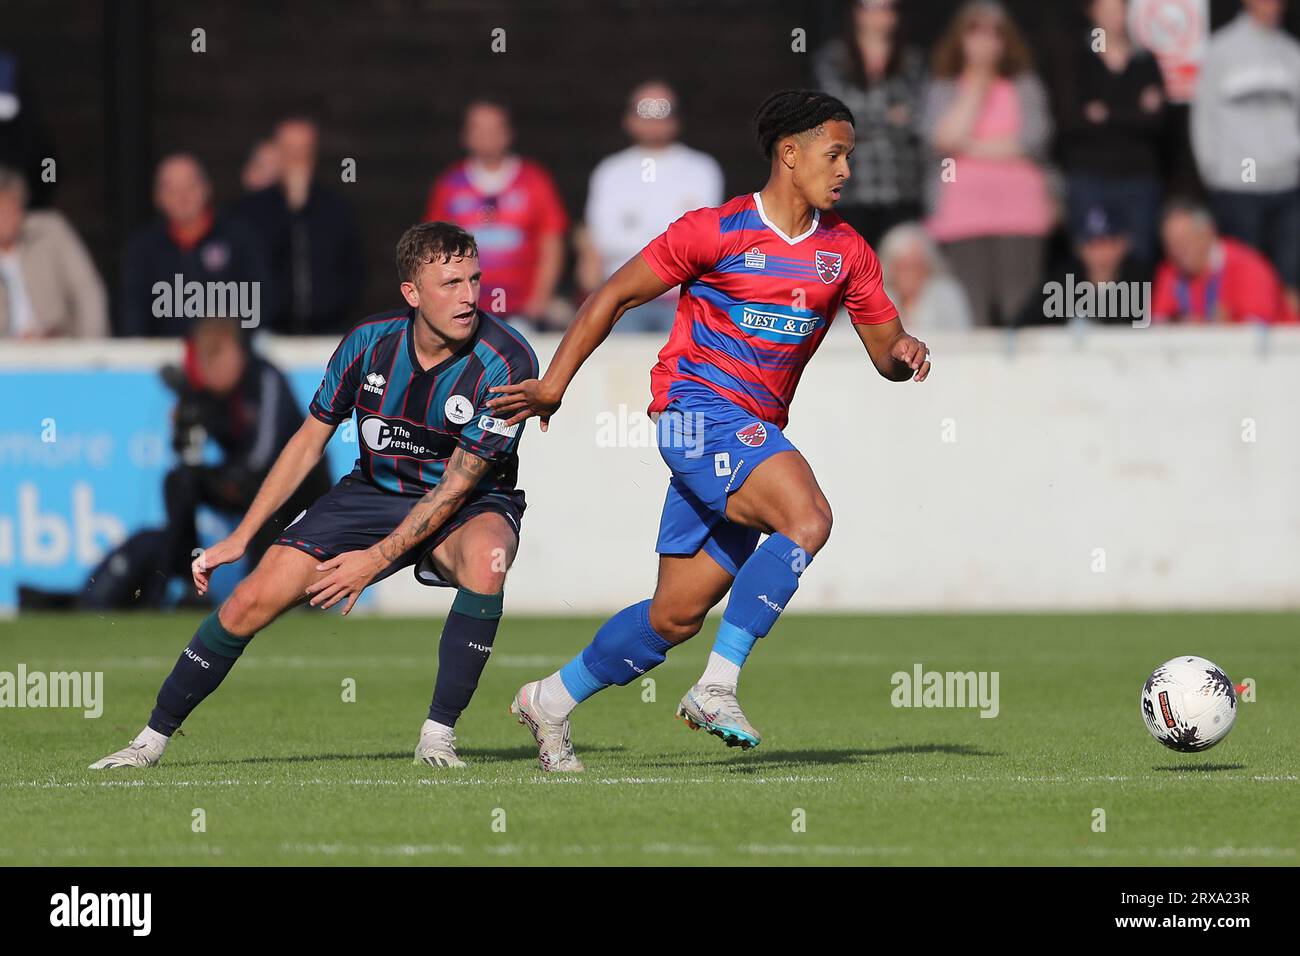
[274,475,525,588]
[654,383,797,576]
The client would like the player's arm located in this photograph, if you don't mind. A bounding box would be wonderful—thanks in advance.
[854,317,930,383]
[192,415,336,594]
[486,254,671,428]
[305,446,493,614]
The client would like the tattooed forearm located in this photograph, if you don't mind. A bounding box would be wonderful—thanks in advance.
[373,448,493,563]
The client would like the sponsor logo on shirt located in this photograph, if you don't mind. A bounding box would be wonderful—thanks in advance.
[815,250,842,284]
[730,303,823,341]
[359,415,453,461]
[470,224,525,252]
[478,414,519,439]
[744,247,766,270]
[362,372,387,396]
[445,394,474,425]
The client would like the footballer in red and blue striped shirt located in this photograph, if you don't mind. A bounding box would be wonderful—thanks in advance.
[642,190,898,430]
[492,91,931,772]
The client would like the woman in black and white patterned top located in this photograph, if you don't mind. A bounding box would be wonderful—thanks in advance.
[813,0,927,247]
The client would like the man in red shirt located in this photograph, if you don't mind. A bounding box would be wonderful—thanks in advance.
[1152,199,1292,324]
[425,101,567,328]
[490,90,930,772]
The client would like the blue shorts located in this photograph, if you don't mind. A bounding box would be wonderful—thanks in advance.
[274,474,525,587]
[654,383,796,575]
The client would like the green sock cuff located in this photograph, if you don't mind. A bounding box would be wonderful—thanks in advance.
[451,588,504,620]
[197,610,253,658]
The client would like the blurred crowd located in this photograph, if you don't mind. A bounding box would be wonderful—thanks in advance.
[2,0,1299,341]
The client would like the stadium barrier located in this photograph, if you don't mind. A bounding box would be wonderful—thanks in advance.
[2,324,1296,615]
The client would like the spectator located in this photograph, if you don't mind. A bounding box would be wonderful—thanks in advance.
[0,166,107,337]
[877,222,974,330]
[235,118,362,334]
[1192,0,1300,314]
[580,80,723,333]
[121,153,270,337]
[425,100,567,328]
[240,139,282,193]
[813,0,927,246]
[1016,203,1152,326]
[1152,199,1291,324]
[1048,0,1167,263]
[921,0,1055,327]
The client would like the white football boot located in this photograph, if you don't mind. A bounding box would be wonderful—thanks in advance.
[677,684,762,749]
[510,681,584,772]
[413,719,466,768]
[89,726,169,769]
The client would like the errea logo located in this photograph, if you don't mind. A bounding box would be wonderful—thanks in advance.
[363,372,387,395]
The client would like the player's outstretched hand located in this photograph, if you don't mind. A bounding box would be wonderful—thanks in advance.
[893,333,931,382]
[306,549,386,615]
[192,536,247,597]
[486,378,562,431]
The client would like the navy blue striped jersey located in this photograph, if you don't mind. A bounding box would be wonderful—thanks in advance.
[309,307,539,496]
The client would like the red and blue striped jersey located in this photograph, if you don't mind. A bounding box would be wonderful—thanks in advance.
[641,192,897,429]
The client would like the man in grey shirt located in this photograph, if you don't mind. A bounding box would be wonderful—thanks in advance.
[1192,0,1300,313]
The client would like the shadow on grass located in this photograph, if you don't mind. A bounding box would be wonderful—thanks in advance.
[645,741,1001,771]
[173,744,626,768]
[1153,763,1246,773]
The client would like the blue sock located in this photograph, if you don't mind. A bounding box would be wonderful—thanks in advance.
[712,533,810,666]
[558,599,670,703]
[149,610,254,736]
[428,589,502,726]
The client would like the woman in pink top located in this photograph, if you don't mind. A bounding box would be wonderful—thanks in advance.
[922,1,1055,326]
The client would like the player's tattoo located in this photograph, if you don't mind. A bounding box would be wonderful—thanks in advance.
[374,447,492,562]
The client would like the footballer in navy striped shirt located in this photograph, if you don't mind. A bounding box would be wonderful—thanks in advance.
[90,222,540,771]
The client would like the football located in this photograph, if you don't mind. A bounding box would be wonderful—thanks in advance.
[1140,656,1238,752]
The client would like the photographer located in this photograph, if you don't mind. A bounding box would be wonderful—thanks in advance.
[154,317,333,603]
[19,318,333,611]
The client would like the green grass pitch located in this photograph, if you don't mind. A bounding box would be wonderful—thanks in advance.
[1,611,1296,866]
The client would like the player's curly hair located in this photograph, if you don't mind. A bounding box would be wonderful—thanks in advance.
[753,89,854,160]
[396,221,479,283]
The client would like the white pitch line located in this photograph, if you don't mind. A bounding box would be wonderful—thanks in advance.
[2,771,1293,791]
[8,842,1286,862]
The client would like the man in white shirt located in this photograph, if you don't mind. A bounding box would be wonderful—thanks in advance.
[579,81,724,332]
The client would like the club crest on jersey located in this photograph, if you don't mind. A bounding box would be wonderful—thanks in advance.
[815,250,842,284]
[444,394,474,425]
[736,422,767,447]
[744,247,766,270]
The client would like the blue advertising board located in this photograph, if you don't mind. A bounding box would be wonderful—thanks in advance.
[0,365,359,610]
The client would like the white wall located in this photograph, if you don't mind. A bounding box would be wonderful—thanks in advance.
[6,325,1294,613]
[368,323,1300,613]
